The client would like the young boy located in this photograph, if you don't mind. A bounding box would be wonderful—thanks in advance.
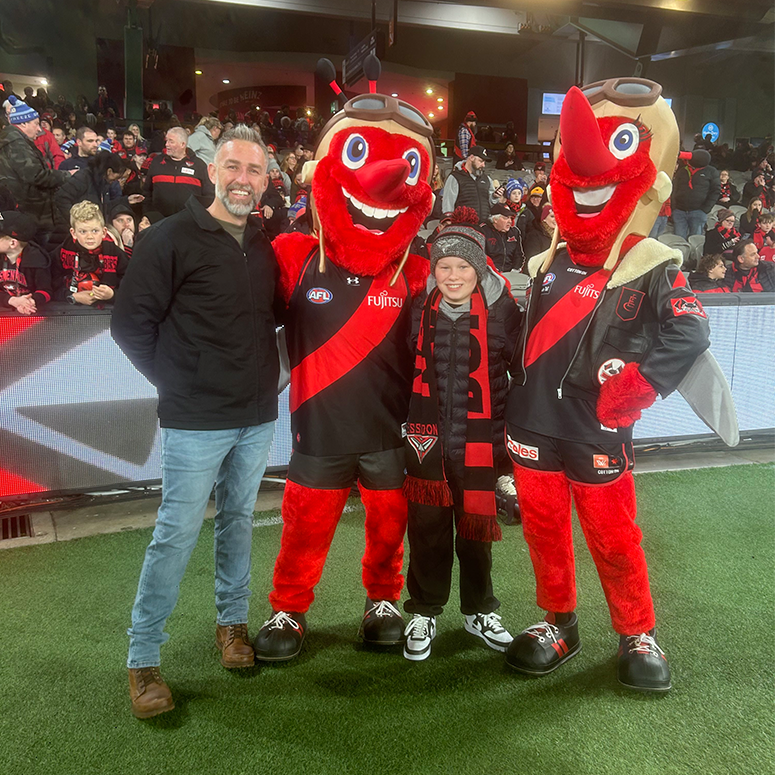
[753,212,775,254]
[0,211,52,315]
[54,201,128,305]
[402,214,522,661]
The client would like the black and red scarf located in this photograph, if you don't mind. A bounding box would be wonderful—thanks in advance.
[716,224,740,241]
[403,285,501,542]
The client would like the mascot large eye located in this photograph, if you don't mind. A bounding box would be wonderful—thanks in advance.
[609,123,640,159]
[342,134,368,169]
[403,148,422,186]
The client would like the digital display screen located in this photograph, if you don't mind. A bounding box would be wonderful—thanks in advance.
[541,93,566,115]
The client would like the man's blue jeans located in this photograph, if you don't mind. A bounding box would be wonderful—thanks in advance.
[127,422,275,668]
[672,209,707,238]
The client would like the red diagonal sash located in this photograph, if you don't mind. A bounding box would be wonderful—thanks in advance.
[290,266,407,413]
[524,268,610,368]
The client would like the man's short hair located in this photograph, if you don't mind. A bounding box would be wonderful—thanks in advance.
[76,126,96,142]
[214,124,269,166]
[122,129,135,139]
[732,239,755,264]
[70,201,105,228]
[166,126,188,145]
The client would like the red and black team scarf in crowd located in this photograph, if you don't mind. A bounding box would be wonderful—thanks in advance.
[403,285,501,543]
[716,224,740,241]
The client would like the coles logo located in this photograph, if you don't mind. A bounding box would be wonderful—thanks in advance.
[506,434,539,461]
[597,358,625,385]
[306,287,333,304]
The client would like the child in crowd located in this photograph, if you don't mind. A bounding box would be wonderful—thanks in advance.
[53,201,128,305]
[752,212,775,252]
[402,213,522,662]
[0,211,52,315]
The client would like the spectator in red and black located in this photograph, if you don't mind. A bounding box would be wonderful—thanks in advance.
[53,200,128,304]
[34,116,65,171]
[753,212,775,252]
[482,203,525,273]
[725,239,775,293]
[524,204,556,259]
[688,254,730,294]
[0,211,52,314]
[703,208,740,257]
[257,173,287,240]
[142,128,213,218]
[502,178,533,239]
[55,152,132,230]
[119,128,138,160]
[126,123,148,154]
[105,127,123,153]
[92,86,120,124]
[60,126,100,172]
[525,184,548,229]
[443,146,499,224]
[496,141,523,172]
[455,111,477,160]
[739,197,764,238]
[717,170,740,207]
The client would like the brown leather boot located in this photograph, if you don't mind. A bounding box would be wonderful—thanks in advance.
[216,623,255,668]
[128,667,175,719]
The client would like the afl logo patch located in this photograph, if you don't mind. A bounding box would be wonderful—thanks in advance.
[306,287,333,304]
[541,272,556,294]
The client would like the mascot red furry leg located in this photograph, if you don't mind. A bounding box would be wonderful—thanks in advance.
[504,78,718,692]
[254,61,433,661]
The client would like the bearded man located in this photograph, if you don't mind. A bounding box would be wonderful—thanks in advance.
[112,125,281,719]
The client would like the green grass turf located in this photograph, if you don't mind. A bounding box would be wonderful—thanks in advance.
[0,464,772,775]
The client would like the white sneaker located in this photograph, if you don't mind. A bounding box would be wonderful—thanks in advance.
[464,612,513,652]
[403,614,437,661]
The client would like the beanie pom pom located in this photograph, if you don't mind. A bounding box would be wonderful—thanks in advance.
[450,206,480,226]
[8,95,19,106]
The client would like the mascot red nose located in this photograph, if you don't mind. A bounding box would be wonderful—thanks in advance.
[503,78,718,693]
[254,62,434,662]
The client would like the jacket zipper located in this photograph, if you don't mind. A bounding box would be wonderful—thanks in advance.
[444,319,458,453]
[556,288,608,399]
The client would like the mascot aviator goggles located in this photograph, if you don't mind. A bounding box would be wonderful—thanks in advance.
[580,78,663,108]
[323,94,435,139]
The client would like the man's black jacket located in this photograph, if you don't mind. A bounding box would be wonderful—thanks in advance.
[111,197,280,430]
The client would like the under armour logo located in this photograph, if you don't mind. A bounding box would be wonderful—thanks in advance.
[347,276,360,285]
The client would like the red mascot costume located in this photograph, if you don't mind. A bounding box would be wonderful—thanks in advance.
[254,59,434,661]
[503,78,715,692]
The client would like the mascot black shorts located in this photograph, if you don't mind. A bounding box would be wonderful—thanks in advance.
[288,447,406,490]
[505,424,635,485]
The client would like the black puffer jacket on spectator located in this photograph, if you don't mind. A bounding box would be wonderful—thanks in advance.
[55,165,122,228]
[0,124,69,227]
[672,156,720,213]
[410,268,521,466]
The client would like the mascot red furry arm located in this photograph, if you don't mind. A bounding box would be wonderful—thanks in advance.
[255,60,435,662]
[504,78,720,693]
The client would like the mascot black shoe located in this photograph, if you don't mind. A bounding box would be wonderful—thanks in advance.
[617,630,671,692]
[506,612,581,675]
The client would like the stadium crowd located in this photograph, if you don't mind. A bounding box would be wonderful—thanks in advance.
[0,76,773,318]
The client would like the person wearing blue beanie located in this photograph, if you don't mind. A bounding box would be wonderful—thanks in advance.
[0,96,69,230]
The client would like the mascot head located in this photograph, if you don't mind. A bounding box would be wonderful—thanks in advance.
[550,77,679,268]
[302,63,435,277]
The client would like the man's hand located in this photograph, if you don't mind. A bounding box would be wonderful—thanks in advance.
[121,228,134,247]
[262,205,274,220]
[128,194,144,204]
[8,294,36,315]
[68,169,78,175]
